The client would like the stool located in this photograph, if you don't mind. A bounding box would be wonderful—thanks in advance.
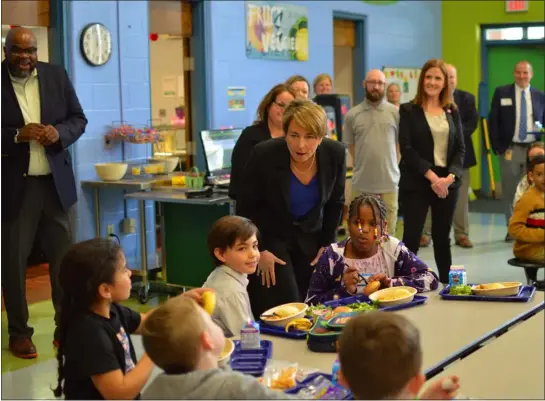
[508,258,545,286]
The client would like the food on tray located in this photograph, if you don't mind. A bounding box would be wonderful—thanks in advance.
[376,288,412,301]
[307,304,332,317]
[347,302,378,312]
[331,316,352,325]
[285,318,313,332]
[475,283,505,290]
[202,291,216,315]
[363,280,382,296]
[261,366,298,390]
[449,285,472,295]
[332,306,352,314]
[262,304,301,321]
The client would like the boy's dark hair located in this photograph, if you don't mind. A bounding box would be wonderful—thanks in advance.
[207,216,259,266]
[338,311,422,400]
[54,238,123,397]
[529,154,545,172]
[526,141,544,166]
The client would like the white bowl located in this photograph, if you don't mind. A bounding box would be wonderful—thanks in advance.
[471,282,522,297]
[95,163,128,181]
[260,302,308,328]
[152,156,179,173]
[369,286,417,307]
[218,338,234,368]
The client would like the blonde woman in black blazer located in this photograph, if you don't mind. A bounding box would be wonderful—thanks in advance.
[237,99,346,317]
[399,59,465,284]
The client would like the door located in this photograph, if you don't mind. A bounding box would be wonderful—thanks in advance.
[484,44,545,195]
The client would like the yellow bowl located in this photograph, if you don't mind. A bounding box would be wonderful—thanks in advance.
[471,282,522,297]
[260,303,308,328]
[369,286,417,307]
[218,337,234,368]
[95,163,128,181]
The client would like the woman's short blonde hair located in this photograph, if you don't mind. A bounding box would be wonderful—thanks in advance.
[282,99,328,139]
[141,296,206,374]
[312,73,333,92]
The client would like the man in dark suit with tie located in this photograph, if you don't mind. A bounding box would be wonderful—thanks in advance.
[1,27,87,358]
[488,60,545,241]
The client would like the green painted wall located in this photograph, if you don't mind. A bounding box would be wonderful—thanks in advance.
[442,0,545,190]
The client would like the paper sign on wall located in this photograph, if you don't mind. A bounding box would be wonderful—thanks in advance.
[382,67,421,104]
[228,87,246,111]
[162,76,177,98]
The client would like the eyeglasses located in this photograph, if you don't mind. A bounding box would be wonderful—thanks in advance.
[366,80,386,87]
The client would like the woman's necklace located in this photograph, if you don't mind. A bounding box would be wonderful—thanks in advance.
[291,153,316,174]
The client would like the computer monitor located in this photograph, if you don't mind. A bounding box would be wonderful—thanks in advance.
[200,128,243,176]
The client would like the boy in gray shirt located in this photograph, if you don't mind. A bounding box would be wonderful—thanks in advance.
[141,295,292,400]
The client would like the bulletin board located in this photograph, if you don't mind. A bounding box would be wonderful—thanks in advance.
[382,66,421,104]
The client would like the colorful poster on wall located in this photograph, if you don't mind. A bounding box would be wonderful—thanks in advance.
[246,1,308,61]
[228,87,246,111]
[382,67,421,104]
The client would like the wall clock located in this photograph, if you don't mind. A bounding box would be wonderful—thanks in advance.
[80,23,112,66]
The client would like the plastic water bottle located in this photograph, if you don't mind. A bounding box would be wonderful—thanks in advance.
[449,265,467,287]
[240,320,260,350]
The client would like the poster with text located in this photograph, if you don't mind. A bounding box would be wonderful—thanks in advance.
[246,1,308,61]
[228,87,246,111]
[382,67,421,104]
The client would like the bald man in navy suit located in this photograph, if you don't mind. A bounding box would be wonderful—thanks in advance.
[488,61,545,241]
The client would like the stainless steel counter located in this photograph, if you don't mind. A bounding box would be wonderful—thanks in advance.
[81,176,170,191]
[125,189,231,206]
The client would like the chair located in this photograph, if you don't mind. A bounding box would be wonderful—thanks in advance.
[508,258,545,287]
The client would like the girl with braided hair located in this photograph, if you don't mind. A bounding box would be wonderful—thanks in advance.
[306,194,438,305]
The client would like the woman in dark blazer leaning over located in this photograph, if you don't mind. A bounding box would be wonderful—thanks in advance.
[399,59,465,284]
[237,99,346,317]
[228,84,295,200]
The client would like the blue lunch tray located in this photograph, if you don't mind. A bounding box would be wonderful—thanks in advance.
[323,293,428,312]
[258,320,309,340]
[285,373,352,399]
[439,284,536,302]
[229,340,272,377]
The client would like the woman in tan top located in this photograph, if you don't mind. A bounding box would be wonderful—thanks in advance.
[398,59,465,284]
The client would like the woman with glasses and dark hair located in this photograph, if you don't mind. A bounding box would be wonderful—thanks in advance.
[229,84,295,200]
[398,59,465,284]
[237,99,346,317]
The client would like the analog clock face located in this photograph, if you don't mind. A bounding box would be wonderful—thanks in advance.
[80,23,112,66]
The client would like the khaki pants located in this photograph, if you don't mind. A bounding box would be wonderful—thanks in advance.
[351,189,398,237]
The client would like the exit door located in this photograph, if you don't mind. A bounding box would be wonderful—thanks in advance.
[484,44,545,195]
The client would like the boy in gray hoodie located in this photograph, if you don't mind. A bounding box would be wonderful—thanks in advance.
[140,295,292,400]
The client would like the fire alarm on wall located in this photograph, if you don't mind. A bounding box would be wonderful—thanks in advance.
[505,0,528,13]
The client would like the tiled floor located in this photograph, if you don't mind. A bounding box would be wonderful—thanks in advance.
[1,212,542,399]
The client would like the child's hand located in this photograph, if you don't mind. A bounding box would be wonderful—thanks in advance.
[420,376,460,400]
[182,288,215,307]
[368,273,391,288]
[342,266,359,295]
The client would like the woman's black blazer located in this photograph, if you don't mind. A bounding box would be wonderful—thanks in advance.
[398,102,465,191]
[229,121,271,200]
[236,137,346,249]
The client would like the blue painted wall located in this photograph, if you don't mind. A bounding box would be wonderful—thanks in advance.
[206,0,442,129]
[65,0,156,269]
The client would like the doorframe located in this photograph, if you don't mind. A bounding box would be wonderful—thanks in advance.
[480,22,544,116]
[332,11,367,105]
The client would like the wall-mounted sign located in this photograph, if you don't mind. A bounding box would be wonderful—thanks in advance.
[505,0,528,13]
[228,87,246,111]
[246,1,308,61]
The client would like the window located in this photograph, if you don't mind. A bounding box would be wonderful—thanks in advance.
[484,25,544,42]
[485,27,523,41]
[528,26,545,40]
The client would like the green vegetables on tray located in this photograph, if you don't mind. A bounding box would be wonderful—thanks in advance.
[346,302,379,312]
[449,285,472,295]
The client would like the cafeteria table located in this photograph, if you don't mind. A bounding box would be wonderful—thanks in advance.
[262,290,544,377]
[433,310,544,399]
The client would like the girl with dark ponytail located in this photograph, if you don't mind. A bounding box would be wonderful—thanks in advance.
[305,194,439,305]
[53,238,154,400]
